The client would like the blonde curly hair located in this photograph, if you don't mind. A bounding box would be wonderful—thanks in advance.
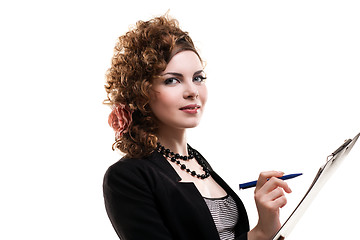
[104,14,202,158]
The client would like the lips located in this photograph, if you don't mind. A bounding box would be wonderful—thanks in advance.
[179,104,201,114]
[179,104,201,110]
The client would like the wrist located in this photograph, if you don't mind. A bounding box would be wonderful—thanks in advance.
[248,225,270,240]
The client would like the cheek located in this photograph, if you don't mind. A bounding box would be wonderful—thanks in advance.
[200,86,208,105]
[154,92,176,107]
[149,90,178,113]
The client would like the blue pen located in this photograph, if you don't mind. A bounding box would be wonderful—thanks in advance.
[239,173,303,190]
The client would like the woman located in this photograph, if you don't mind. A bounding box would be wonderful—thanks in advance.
[103,14,291,240]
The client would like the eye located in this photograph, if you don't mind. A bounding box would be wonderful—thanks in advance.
[193,75,207,83]
[164,78,180,85]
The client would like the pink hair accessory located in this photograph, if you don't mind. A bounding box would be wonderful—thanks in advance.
[108,104,133,139]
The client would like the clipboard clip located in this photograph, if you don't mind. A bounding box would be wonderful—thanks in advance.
[326,138,352,161]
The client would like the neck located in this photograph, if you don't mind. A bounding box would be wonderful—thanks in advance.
[157,126,188,156]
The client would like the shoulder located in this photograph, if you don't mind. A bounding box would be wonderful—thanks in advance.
[103,151,171,191]
[103,157,152,200]
[104,155,153,182]
[106,156,148,172]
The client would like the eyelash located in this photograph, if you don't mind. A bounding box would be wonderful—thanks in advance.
[194,75,207,83]
[164,78,179,85]
[164,76,207,85]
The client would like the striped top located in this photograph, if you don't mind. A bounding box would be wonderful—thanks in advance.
[203,195,239,240]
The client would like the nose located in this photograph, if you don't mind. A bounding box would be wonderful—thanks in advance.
[183,82,199,99]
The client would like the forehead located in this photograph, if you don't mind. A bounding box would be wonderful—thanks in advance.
[164,51,203,73]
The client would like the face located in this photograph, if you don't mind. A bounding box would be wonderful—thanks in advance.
[149,50,208,132]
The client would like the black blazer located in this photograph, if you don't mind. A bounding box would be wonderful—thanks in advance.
[103,148,249,240]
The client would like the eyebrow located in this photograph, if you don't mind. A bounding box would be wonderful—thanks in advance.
[161,70,205,77]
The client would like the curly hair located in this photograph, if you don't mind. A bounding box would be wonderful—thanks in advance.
[104,14,202,158]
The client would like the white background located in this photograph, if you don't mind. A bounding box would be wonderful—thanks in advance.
[1,0,359,239]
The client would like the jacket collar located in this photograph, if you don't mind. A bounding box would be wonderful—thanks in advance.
[147,150,182,182]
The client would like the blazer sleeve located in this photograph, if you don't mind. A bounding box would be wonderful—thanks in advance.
[103,161,173,240]
[236,232,248,240]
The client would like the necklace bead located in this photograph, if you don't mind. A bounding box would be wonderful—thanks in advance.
[156,143,210,180]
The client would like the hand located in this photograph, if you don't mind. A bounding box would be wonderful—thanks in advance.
[249,171,292,240]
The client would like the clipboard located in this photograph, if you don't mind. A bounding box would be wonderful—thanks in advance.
[272,132,360,240]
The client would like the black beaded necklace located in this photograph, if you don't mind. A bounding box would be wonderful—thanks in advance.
[156,143,211,179]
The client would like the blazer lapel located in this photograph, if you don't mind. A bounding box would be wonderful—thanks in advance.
[147,150,182,181]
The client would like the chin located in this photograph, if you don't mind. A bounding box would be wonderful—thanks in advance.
[182,120,202,129]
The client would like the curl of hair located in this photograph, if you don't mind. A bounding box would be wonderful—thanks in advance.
[104,14,201,158]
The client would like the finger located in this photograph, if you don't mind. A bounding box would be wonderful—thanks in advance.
[254,188,288,215]
[255,171,284,191]
[266,187,285,201]
[264,177,292,194]
[264,188,288,210]
[275,178,292,194]
[273,194,288,209]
